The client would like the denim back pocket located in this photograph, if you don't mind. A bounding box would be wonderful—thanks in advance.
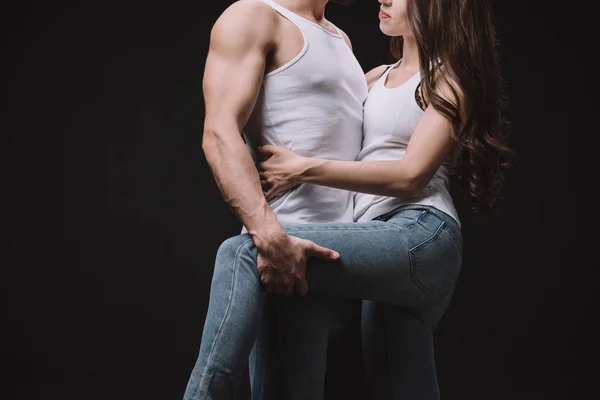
[408,221,462,297]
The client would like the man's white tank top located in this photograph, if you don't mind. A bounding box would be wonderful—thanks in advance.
[354,62,461,227]
[242,0,367,231]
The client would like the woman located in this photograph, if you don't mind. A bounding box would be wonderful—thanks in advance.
[185,0,513,398]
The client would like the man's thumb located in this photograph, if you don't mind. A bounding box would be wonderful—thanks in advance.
[310,243,339,260]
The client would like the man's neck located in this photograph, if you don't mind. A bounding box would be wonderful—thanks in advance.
[276,0,328,21]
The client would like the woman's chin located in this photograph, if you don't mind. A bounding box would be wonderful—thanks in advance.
[379,25,392,36]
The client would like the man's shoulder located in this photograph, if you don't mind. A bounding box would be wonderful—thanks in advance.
[210,0,279,48]
[332,25,352,49]
[216,0,279,29]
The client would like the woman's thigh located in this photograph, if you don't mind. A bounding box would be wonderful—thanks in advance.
[281,207,462,309]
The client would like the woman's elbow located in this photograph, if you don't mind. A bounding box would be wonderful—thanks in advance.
[406,178,426,198]
[391,174,427,198]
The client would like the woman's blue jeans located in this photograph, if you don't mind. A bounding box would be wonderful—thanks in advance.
[183,205,463,399]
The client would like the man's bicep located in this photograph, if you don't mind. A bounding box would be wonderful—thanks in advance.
[203,47,266,132]
[203,3,274,133]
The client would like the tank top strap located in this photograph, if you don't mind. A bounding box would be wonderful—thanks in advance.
[260,0,343,39]
[259,0,305,24]
[371,60,401,92]
[383,60,402,77]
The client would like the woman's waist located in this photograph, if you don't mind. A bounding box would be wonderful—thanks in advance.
[354,187,459,227]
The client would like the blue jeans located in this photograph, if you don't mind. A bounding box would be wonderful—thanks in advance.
[183,205,463,399]
[249,292,360,399]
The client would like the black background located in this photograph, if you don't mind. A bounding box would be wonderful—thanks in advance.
[4,0,595,399]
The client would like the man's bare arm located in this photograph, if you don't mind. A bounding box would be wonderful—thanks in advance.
[203,1,339,295]
[202,1,285,249]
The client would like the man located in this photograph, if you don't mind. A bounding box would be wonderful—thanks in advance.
[184,0,366,398]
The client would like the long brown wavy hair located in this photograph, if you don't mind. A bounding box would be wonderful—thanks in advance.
[391,0,514,212]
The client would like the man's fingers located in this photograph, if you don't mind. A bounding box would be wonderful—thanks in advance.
[257,261,270,275]
[260,179,270,192]
[308,242,340,260]
[262,269,295,296]
[265,279,281,294]
[294,278,308,297]
[261,269,283,295]
[281,272,298,296]
[260,266,276,284]
[255,146,274,161]
[257,145,276,155]
[265,188,276,201]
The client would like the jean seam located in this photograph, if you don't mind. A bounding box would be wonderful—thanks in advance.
[409,221,446,295]
[442,225,459,247]
[385,211,423,231]
[395,220,417,232]
[416,207,445,235]
[197,237,255,397]
[376,204,430,221]
[440,226,462,265]
[383,307,397,400]
[417,206,430,223]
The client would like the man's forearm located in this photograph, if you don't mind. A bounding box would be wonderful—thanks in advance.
[203,128,285,246]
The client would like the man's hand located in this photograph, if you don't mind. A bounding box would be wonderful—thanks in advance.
[256,233,339,296]
[257,264,303,296]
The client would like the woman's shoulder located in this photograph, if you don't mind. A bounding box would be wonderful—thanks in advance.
[365,64,392,91]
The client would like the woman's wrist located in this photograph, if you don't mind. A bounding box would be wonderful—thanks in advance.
[300,157,325,184]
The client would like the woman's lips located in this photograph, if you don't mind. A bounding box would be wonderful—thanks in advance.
[379,10,391,19]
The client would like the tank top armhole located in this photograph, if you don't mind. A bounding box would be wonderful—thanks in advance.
[415,81,428,111]
[379,65,392,79]
[375,60,401,89]
[332,25,352,50]
[414,58,444,110]
[262,3,309,77]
